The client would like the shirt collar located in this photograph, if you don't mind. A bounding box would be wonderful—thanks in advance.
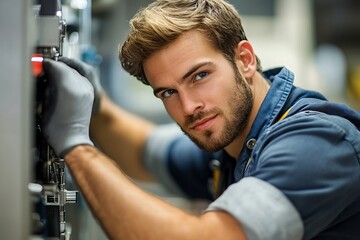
[233,67,295,179]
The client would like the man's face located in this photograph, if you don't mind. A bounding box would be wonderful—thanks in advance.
[144,30,253,152]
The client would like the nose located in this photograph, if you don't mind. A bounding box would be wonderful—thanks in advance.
[179,90,203,116]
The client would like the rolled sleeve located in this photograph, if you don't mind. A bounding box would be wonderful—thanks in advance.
[206,177,304,240]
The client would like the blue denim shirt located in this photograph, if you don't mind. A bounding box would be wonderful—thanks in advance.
[234,67,328,181]
[143,67,360,240]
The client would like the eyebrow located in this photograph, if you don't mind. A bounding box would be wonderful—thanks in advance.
[182,61,212,80]
[153,61,213,97]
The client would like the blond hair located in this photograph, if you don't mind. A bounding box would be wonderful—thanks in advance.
[120,0,262,85]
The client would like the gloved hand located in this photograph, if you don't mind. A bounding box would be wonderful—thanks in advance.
[59,57,103,114]
[42,59,94,158]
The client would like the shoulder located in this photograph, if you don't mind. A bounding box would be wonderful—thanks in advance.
[258,109,360,160]
[251,110,360,182]
[246,110,360,238]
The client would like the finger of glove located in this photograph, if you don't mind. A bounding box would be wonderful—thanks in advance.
[59,57,94,80]
[43,59,91,100]
[59,57,103,113]
[43,58,76,84]
[42,59,94,156]
[58,57,104,95]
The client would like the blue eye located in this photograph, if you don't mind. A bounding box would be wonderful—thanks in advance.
[161,89,176,99]
[194,72,208,81]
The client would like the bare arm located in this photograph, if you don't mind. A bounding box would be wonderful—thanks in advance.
[90,94,155,181]
[65,145,247,240]
[42,59,246,239]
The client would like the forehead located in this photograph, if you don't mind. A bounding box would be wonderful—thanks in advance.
[143,30,221,86]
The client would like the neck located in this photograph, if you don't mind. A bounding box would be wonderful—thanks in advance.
[225,72,270,159]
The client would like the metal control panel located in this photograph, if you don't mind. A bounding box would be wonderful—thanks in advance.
[30,1,77,239]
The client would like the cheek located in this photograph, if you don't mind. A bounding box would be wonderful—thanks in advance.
[163,100,183,122]
[206,81,234,105]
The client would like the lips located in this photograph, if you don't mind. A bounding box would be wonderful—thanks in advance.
[191,115,217,131]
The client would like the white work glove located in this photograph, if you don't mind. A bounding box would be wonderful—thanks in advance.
[59,57,103,114]
[42,59,94,157]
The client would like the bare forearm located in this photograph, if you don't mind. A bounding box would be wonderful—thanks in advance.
[65,145,246,240]
[90,94,155,181]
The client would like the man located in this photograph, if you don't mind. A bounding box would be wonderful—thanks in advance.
[42,0,360,239]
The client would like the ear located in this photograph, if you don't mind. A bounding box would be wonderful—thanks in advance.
[234,40,257,79]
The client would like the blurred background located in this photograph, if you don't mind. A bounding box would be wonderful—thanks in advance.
[0,0,359,239]
[62,0,360,122]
